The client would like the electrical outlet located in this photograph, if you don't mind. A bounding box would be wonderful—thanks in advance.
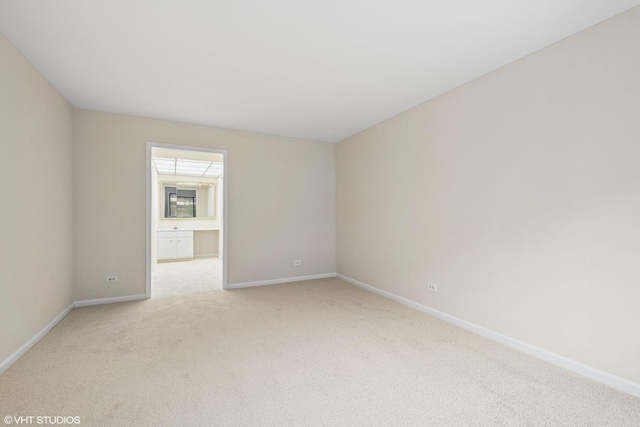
[293,260,302,266]
[427,282,438,292]
[106,275,119,283]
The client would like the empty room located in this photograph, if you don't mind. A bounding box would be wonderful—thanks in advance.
[1,1,639,425]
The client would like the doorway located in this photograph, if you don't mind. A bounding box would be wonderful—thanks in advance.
[146,142,228,297]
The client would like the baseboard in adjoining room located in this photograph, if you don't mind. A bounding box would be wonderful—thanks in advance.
[0,303,74,377]
[193,253,219,259]
[335,273,640,399]
[226,273,336,289]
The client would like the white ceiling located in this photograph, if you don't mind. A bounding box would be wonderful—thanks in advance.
[1,1,638,143]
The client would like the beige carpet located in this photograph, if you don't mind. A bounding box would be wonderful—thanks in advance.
[1,278,639,426]
[152,257,222,298]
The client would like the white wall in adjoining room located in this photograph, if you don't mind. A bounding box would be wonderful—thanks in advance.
[192,230,219,257]
[73,110,336,301]
[151,160,159,273]
[336,7,640,385]
[217,174,225,258]
[0,32,74,366]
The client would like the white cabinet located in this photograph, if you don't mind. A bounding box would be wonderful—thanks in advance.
[176,234,193,259]
[157,230,193,261]
[157,236,176,260]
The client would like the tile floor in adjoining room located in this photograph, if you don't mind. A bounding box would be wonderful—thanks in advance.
[152,257,222,298]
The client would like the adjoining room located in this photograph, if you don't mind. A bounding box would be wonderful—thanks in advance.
[149,146,226,298]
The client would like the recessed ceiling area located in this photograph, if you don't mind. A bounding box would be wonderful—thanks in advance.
[152,148,224,178]
[153,158,224,178]
[1,1,639,142]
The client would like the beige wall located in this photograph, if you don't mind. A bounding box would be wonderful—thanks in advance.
[0,32,74,364]
[337,8,640,384]
[73,110,336,300]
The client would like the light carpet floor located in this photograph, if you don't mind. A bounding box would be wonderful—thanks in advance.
[152,257,222,298]
[1,278,639,426]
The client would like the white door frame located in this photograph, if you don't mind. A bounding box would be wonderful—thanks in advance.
[146,141,229,297]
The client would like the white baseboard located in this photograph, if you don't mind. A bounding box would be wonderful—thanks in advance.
[336,273,640,399]
[74,294,147,308]
[0,303,74,376]
[227,273,336,289]
[194,253,218,258]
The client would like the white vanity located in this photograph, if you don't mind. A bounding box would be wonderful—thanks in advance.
[156,227,221,261]
[157,230,194,261]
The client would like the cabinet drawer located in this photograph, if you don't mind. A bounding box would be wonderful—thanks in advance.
[175,230,193,238]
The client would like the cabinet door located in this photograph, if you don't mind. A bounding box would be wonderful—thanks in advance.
[176,237,193,259]
[157,237,176,260]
